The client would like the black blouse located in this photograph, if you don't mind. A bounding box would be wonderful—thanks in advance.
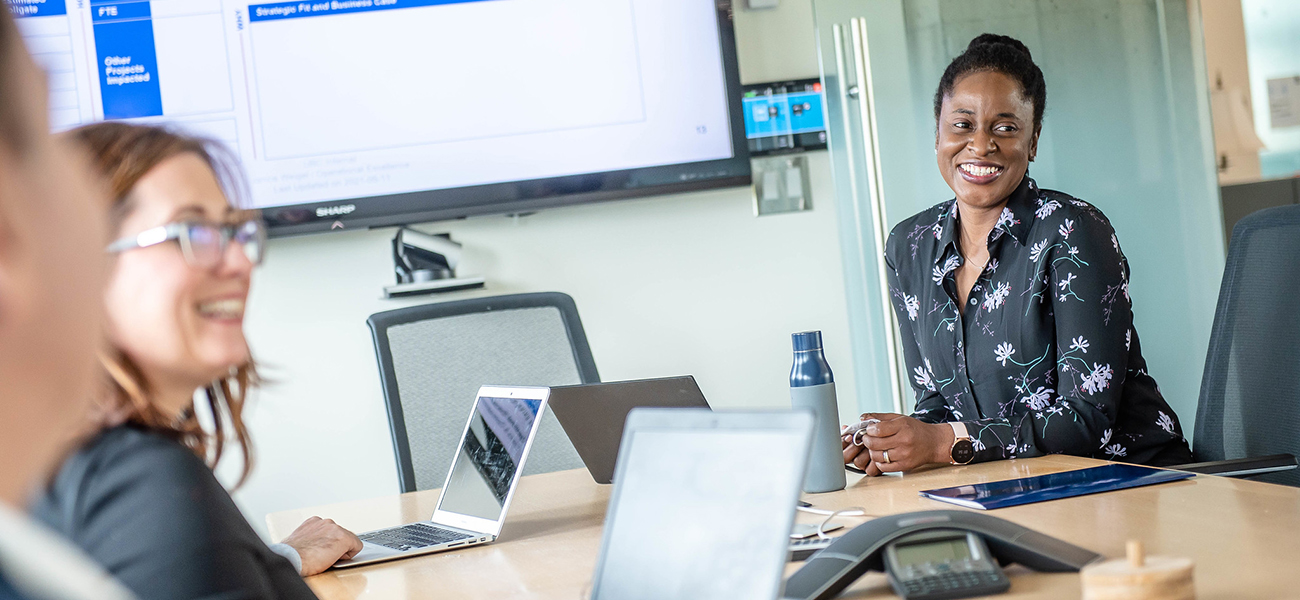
[32,425,317,600]
[885,175,1193,467]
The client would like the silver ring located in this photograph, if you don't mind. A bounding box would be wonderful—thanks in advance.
[882,449,891,464]
[852,428,869,447]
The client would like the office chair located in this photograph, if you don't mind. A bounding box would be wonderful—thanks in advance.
[368,292,600,493]
[1168,205,1300,486]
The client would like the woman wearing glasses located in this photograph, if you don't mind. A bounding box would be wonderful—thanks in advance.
[32,123,360,600]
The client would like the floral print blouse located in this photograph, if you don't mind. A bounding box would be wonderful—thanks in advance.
[885,175,1193,467]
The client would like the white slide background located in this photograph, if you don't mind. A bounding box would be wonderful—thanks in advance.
[249,0,646,159]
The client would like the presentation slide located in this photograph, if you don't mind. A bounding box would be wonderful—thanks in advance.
[11,0,736,211]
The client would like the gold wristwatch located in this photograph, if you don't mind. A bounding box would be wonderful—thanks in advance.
[948,422,975,465]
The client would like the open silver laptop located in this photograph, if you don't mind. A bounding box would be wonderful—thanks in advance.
[589,408,815,600]
[334,385,550,569]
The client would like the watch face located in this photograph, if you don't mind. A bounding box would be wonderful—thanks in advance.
[951,439,976,465]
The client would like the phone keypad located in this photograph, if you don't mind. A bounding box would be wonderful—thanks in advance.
[893,559,1009,599]
[901,571,1006,595]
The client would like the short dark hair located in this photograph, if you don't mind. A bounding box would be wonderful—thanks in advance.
[933,33,1047,133]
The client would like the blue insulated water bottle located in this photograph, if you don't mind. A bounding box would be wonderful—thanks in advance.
[790,331,846,493]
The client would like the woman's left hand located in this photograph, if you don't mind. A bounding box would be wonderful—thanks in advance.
[851,413,954,476]
[282,516,364,576]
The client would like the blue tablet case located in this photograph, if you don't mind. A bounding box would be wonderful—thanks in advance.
[919,464,1195,510]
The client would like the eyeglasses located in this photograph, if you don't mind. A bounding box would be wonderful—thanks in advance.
[106,219,267,268]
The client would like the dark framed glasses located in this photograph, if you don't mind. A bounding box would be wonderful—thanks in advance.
[106,219,267,268]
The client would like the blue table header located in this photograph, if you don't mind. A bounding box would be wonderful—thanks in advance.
[249,0,490,22]
[90,1,151,23]
[7,0,68,18]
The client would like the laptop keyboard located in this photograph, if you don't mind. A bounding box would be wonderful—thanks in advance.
[359,523,474,551]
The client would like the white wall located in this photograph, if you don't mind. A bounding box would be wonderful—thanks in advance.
[226,0,859,535]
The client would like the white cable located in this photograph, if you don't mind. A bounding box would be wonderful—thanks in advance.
[796,505,877,539]
[795,505,870,517]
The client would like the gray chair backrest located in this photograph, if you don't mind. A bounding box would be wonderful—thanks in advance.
[1194,204,1300,486]
[368,292,599,492]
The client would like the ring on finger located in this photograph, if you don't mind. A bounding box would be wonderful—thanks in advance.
[852,428,869,447]
[882,449,891,464]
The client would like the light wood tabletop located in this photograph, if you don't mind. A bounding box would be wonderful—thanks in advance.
[266,455,1300,599]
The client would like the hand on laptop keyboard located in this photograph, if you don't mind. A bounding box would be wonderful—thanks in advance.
[280,516,364,576]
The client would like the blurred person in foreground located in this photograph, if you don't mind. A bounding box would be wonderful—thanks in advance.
[0,6,134,600]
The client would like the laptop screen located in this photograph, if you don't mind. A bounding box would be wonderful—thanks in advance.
[437,396,543,522]
[591,421,808,600]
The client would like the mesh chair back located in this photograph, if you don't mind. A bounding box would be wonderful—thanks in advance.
[1194,205,1300,486]
[369,292,599,492]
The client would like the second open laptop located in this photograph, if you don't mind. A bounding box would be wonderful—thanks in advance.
[588,408,814,600]
[333,385,550,569]
[547,376,711,484]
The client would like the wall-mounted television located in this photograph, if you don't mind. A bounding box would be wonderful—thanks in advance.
[15,0,750,236]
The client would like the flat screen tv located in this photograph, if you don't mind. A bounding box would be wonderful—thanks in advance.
[15,0,750,235]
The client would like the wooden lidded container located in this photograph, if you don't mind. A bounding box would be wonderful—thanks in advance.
[1080,540,1194,600]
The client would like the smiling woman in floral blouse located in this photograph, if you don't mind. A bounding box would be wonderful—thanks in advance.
[842,34,1193,475]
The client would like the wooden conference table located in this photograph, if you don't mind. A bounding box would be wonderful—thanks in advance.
[267,455,1300,599]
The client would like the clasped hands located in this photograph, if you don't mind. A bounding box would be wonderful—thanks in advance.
[841,412,955,476]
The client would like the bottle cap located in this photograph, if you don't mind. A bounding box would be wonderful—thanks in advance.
[792,331,823,351]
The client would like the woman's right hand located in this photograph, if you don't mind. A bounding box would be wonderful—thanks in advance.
[842,413,905,475]
[843,420,876,474]
[843,433,872,472]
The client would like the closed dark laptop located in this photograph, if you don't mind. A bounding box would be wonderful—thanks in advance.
[548,376,710,484]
